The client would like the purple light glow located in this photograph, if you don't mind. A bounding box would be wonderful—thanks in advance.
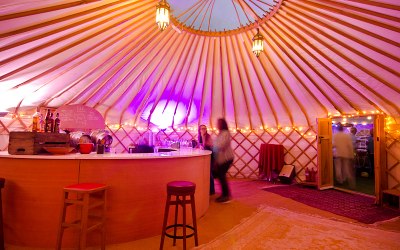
[141,100,197,129]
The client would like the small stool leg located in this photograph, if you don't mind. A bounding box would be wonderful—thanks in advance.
[79,193,90,250]
[172,196,179,246]
[0,192,3,250]
[160,194,171,250]
[182,195,187,250]
[56,191,68,250]
[101,190,107,250]
[0,179,5,250]
[190,194,198,246]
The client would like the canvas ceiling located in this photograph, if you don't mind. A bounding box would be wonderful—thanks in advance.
[0,0,399,130]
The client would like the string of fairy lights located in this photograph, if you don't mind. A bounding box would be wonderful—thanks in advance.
[105,123,315,137]
[3,110,399,139]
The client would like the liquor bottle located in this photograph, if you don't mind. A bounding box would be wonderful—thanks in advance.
[54,113,60,133]
[39,113,44,132]
[32,108,40,132]
[44,109,51,132]
[97,139,104,154]
[49,112,54,133]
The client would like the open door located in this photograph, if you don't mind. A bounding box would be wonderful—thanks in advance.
[317,118,333,190]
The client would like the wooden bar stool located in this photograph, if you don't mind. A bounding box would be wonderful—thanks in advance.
[56,183,108,250]
[160,181,198,250]
[0,178,5,250]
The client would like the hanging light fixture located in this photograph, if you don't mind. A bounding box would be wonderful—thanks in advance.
[252,28,264,57]
[156,0,170,31]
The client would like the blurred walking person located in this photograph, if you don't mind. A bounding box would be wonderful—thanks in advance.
[213,118,234,203]
[198,124,215,195]
[332,124,355,189]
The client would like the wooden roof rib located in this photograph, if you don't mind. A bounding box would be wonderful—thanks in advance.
[0,0,399,129]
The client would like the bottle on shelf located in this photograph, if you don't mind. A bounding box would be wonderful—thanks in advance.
[97,139,105,154]
[32,108,40,132]
[49,112,54,133]
[44,109,51,132]
[54,113,60,133]
[39,113,44,132]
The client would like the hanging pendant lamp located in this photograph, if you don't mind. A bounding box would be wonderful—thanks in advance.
[252,28,264,57]
[156,0,170,31]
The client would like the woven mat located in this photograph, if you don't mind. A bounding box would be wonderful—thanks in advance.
[263,185,400,224]
[196,205,400,250]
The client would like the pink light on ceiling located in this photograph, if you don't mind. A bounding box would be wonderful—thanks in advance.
[141,99,198,129]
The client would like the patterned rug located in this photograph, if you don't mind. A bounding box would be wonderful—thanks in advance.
[196,205,400,250]
[263,185,400,224]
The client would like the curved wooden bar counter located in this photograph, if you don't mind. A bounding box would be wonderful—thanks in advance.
[0,149,211,248]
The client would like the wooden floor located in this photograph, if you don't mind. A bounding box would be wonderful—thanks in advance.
[103,179,400,250]
[8,178,400,250]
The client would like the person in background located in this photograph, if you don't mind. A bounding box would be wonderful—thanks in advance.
[350,127,358,170]
[350,127,358,150]
[367,128,374,176]
[213,118,234,203]
[332,124,355,189]
[198,125,213,150]
[134,136,153,153]
[198,124,215,195]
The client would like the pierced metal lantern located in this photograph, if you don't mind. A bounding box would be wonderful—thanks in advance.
[252,28,264,57]
[156,0,170,31]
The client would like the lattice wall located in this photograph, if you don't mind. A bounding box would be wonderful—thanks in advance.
[88,125,319,180]
[0,115,318,180]
[6,115,400,188]
[3,114,400,188]
[106,121,399,184]
[386,129,400,190]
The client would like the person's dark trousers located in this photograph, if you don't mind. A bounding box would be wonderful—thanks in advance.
[210,156,215,195]
[369,153,374,176]
[216,159,233,197]
[210,171,215,195]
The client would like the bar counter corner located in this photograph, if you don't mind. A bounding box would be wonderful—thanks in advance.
[0,149,211,248]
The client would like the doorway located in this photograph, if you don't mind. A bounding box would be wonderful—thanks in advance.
[332,117,375,196]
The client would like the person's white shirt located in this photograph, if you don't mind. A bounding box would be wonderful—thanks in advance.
[332,132,354,159]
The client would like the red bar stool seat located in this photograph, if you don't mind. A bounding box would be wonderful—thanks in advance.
[0,178,5,250]
[160,181,198,250]
[56,183,108,250]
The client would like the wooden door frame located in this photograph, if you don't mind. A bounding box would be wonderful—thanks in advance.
[375,114,385,204]
[317,115,385,203]
[317,118,333,190]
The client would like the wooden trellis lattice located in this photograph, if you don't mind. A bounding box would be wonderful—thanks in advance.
[107,126,318,180]
[385,131,400,190]
[1,115,399,186]
[0,115,318,180]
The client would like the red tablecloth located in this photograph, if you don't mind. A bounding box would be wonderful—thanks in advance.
[258,144,284,180]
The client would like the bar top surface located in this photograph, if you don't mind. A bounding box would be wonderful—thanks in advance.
[0,149,211,160]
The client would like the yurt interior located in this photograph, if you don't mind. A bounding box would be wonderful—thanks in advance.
[0,0,399,249]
